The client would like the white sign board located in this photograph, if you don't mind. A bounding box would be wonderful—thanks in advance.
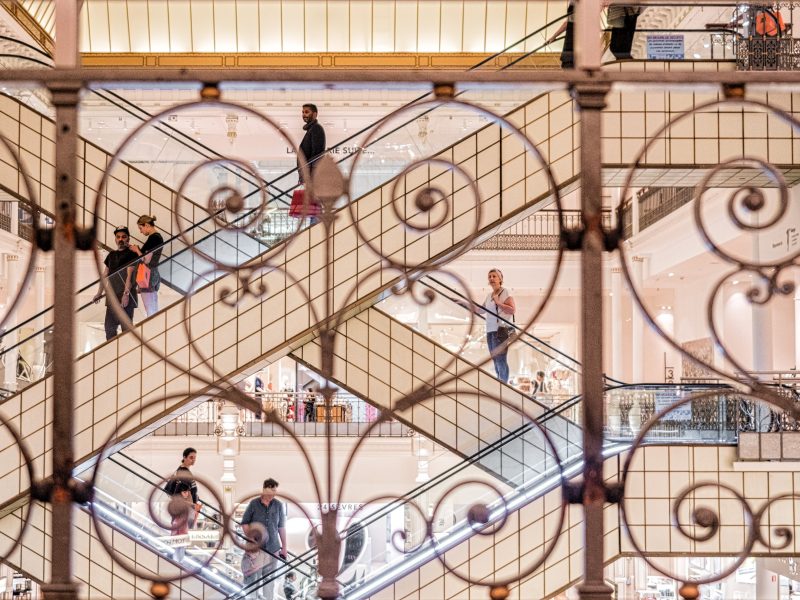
[655,394,692,421]
[647,35,685,60]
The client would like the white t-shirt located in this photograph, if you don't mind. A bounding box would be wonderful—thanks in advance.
[483,288,513,333]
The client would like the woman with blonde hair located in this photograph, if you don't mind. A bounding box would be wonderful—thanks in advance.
[130,214,164,316]
[483,268,516,383]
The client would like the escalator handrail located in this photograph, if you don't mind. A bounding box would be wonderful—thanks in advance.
[468,13,570,71]
[109,452,319,579]
[0,204,233,356]
[0,25,568,358]
[247,380,739,586]
[421,275,581,370]
[421,274,627,386]
[228,384,590,590]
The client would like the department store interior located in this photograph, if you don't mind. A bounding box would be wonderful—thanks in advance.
[0,2,798,600]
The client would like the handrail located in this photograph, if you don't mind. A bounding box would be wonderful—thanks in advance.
[421,274,627,386]
[229,383,588,596]
[0,207,230,358]
[422,275,580,371]
[0,35,53,60]
[0,23,566,362]
[420,275,627,385]
[110,452,317,577]
[469,13,570,70]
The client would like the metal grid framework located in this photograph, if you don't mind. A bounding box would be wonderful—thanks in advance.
[0,3,799,600]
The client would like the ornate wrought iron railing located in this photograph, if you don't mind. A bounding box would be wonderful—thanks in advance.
[1,5,799,600]
[153,393,411,438]
[474,209,613,251]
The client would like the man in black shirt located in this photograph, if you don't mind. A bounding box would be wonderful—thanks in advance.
[298,103,326,184]
[93,226,138,340]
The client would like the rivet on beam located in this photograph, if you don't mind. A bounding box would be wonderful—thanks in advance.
[433,82,456,99]
[200,83,221,101]
[722,83,745,99]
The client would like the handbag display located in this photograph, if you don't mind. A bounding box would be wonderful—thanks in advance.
[288,187,321,218]
[136,263,151,288]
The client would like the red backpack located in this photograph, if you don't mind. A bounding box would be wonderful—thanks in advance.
[755,8,787,37]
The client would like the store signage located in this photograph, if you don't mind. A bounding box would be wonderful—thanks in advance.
[158,530,220,547]
[647,35,685,60]
[190,530,221,542]
[317,502,365,513]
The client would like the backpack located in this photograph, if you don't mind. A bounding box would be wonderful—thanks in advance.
[164,475,178,496]
[755,8,786,37]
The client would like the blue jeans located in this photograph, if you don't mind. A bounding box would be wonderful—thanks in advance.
[486,331,509,383]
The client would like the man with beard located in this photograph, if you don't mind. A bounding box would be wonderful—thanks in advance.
[93,225,138,340]
[298,103,326,183]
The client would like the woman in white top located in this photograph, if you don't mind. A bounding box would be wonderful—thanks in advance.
[483,268,516,383]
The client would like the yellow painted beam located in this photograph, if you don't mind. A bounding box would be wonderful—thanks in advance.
[81,52,561,70]
[1,1,54,56]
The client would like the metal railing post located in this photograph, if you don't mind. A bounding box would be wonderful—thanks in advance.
[572,81,613,600]
[42,79,83,600]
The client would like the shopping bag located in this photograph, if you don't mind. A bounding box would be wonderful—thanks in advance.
[288,188,321,218]
[136,263,151,288]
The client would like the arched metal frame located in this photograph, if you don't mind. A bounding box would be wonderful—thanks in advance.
[0,3,799,600]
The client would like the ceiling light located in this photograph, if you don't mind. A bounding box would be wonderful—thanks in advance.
[668,272,674,277]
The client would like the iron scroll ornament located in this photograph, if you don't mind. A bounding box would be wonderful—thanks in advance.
[618,390,800,593]
[616,97,800,391]
[80,85,577,598]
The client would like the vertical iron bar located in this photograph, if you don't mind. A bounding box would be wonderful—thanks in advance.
[42,81,82,600]
[44,6,82,596]
[572,82,612,600]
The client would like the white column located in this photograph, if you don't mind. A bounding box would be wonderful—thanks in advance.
[418,304,429,337]
[34,266,46,377]
[752,235,773,376]
[3,254,20,391]
[756,559,780,600]
[611,267,623,380]
[631,256,645,382]
[794,269,800,370]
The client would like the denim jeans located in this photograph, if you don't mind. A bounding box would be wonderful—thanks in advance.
[242,553,277,600]
[140,291,159,316]
[486,331,509,383]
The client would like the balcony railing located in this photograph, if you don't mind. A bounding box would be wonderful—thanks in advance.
[620,186,694,240]
[154,392,412,438]
[475,209,612,251]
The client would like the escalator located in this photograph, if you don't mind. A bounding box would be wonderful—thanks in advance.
[218,382,739,600]
[83,451,321,598]
[0,84,582,596]
[289,267,618,486]
[0,24,580,593]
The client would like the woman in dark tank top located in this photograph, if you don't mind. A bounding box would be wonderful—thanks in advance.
[131,214,164,316]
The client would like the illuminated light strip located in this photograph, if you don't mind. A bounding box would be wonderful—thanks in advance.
[88,501,243,594]
[343,444,629,600]
[86,482,245,583]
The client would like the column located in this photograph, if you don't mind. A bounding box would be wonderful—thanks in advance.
[418,303,429,337]
[34,266,46,378]
[793,270,799,369]
[611,267,623,380]
[3,254,19,391]
[631,256,645,382]
[756,559,780,600]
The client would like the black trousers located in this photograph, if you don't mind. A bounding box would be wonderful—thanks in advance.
[609,13,640,59]
[104,301,136,340]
